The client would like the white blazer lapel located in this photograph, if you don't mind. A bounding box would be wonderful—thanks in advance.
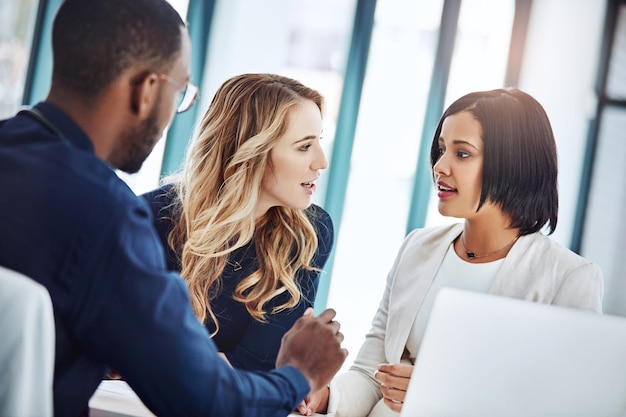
[385,223,463,362]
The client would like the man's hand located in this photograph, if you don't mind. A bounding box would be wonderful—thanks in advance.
[375,363,413,413]
[276,308,347,394]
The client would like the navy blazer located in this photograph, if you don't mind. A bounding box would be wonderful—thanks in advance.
[142,185,334,371]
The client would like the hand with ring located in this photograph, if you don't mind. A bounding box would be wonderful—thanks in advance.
[374,363,413,413]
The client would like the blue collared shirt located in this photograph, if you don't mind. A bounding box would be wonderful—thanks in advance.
[0,102,309,417]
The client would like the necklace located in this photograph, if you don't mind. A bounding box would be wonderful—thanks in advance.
[225,245,250,272]
[225,260,243,271]
[460,233,519,260]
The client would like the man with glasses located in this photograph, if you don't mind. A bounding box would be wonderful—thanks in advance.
[0,0,347,416]
[157,73,200,114]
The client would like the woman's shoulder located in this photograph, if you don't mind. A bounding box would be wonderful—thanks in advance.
[388,223,463,260]
[405,222,463,243]
[519,232,599,269]
[140,183,175,203]
[305,204,334,255]
[140,183,177,216]
[305,204,331,222]
[506,232,603,312]
[306,204,333,233]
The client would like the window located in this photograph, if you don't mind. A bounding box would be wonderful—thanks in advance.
[580,1,626,315]
[0,0,38,119]
[326,0,515,371]
[119,0,356,198]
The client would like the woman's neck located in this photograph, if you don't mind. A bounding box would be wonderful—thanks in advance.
[455,218,520,263]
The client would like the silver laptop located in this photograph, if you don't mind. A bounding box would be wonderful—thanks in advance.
[401,288,626,417]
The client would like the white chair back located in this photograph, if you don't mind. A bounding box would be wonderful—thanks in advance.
[0,266,55,417]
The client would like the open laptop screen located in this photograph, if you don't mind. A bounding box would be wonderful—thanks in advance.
[401,288,626,417]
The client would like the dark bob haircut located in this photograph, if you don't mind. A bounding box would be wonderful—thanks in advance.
[52,0,184,102]
[429,88,558,236]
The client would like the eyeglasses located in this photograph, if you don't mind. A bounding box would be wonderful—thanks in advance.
[158,73,199,114]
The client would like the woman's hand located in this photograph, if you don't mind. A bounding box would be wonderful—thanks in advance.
[375,363,413,413]
[295,385,330,415]
[106,369,122,380]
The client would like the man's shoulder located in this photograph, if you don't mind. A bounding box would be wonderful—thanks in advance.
[11,142,147,227]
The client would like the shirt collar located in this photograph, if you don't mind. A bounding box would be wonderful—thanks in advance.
[33,101,95,154]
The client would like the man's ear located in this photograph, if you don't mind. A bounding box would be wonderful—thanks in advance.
[130,71,159,119]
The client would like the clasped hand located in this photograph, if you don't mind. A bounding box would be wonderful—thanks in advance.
[375,363,413,413]
[295,362,414,415]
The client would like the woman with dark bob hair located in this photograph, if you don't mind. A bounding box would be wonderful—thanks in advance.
[298,88,603,417]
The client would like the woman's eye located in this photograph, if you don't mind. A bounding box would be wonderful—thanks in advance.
[457,150,470,158]
[299,143,312,152]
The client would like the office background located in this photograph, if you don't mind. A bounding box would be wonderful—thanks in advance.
[1,0,625,371]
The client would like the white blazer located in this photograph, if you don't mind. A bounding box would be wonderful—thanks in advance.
[327,223,603,417]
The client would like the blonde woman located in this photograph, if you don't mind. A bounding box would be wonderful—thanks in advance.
[142,73,333,371]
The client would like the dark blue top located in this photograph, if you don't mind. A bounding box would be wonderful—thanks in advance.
[0,102,311,417]
[141,186,334,371]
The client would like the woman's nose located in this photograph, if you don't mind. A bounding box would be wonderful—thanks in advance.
[433,153,448,176]
[313,145,328,171]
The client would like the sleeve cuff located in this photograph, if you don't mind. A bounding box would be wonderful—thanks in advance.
[273,365,311,404]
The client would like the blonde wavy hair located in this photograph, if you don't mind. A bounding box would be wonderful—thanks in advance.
[167,73,324,333]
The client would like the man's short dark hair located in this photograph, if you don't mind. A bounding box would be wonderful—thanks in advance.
[430,88,559,236]
[52,0,185,101]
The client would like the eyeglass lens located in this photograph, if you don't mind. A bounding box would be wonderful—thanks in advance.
[177,82,199,113]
